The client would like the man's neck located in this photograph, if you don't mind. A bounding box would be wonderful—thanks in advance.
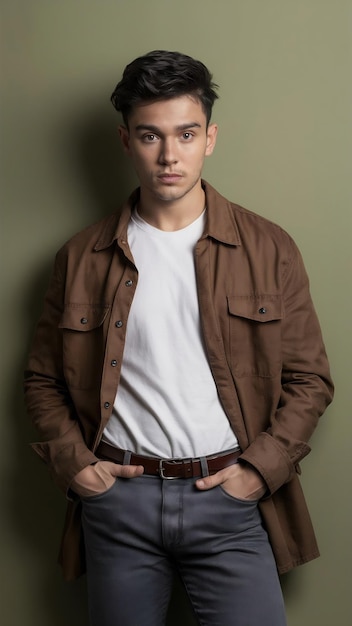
[137,184,206,232]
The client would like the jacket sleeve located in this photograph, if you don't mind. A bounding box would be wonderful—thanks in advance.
[24,250,98,494]
[239,238,334,494]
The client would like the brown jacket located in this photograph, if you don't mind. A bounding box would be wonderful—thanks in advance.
[24,181,333,580]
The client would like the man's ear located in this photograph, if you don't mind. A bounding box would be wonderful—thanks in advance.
[118,125,130,153]
[205,123,218,156]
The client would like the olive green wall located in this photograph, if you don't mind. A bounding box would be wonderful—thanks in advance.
[1,1,351,624]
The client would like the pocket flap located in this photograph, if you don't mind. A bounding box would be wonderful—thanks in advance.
[227,295,283,322]
[59,304,109,331]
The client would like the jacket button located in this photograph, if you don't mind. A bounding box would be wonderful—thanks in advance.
[259,307,267,314]
[125,279,133,287]
[80,317,88,324]
[115,320,123,328]
[111,359,117,367]
[104,402,110,409]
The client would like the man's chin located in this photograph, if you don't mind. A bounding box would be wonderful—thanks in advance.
[152,188,187,203]
[151,179,200,204]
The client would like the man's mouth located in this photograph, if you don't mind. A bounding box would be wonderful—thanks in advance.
[157,173,183,183]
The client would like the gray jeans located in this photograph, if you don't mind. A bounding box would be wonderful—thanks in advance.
[81,474,286,626]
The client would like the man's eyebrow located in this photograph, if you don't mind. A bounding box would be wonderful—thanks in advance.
[134,122,202,133]
[175,122,202,131]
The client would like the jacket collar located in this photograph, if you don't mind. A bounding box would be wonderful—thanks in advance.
[201,180,241,246]
[94,180,241,251]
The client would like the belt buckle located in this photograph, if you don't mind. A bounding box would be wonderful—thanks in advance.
[158,459,179,480]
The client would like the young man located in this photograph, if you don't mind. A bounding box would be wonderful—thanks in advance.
[25,50,333,626]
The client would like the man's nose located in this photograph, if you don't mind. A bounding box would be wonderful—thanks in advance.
[158,138,178,165]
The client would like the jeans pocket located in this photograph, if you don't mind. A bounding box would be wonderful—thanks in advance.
[81,479,118,503]
[217,484,260,505]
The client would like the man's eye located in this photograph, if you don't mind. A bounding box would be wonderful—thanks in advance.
[182,132,193,140]
[143,134,157,142]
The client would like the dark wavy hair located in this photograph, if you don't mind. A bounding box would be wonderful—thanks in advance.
[111,50,219,126]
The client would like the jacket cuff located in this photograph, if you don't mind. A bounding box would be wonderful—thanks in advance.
[31,441,98,495]
[238,432,311,495]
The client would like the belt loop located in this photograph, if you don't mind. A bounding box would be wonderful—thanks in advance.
[200,456,210,477]
[122,450,132,465]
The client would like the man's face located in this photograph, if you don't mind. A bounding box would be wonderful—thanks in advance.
[119,96,217,205]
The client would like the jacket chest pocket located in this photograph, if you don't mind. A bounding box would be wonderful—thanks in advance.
[59,304,110,389]
[227,295,283,378]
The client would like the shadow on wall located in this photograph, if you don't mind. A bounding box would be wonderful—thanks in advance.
[65,103,138,214]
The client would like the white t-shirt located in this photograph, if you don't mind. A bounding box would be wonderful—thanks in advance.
[103,209,238,458]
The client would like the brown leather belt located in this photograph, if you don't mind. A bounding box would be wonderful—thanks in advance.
[96,441,241,479]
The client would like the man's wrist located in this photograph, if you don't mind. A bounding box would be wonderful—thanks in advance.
[237,459,268,498]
